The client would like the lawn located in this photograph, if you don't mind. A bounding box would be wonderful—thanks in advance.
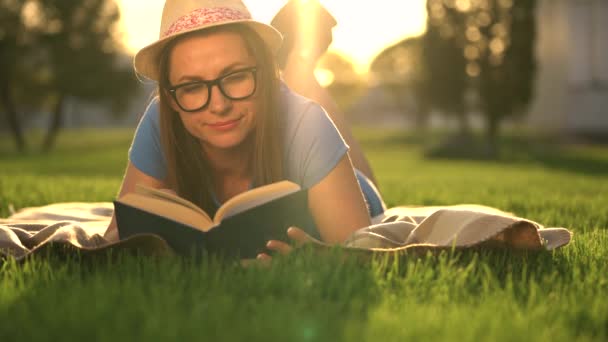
[0,128,607,341]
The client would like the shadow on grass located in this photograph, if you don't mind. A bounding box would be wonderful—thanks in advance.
[422,134,608,176]
[356,129,432,149]
[354,127,608,176]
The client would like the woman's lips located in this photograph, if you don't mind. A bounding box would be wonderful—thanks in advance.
[206,117,242,131]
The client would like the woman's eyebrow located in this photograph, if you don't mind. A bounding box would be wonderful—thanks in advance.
[219,61,251,75]
[175,62,252,84]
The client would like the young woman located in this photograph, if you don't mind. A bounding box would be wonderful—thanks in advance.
[104,0,384,259]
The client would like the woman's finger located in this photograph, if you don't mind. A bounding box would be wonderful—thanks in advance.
[266,240,293,255]
[287,226,321,246]
[256,252,272,267]
[240,254,272,268]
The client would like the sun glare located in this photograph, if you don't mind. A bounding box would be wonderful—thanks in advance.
[322,1,427,73]
[117,0,427,74]
[315,68,335,87]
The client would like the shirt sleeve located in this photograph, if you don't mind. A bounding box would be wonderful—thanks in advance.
[285,101,349,189]
[128,97,167,180]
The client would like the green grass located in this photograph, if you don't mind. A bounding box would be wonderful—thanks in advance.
[1,128,607,341]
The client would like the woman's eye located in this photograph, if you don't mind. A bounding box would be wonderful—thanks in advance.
[181,83,205,94]
[224,72,248,83]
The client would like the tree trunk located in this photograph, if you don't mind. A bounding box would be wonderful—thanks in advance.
[485,115,500,157]
[415,99,430,132]
[456,109,471,138]
[0,83,27,152]
[42,94,65,152]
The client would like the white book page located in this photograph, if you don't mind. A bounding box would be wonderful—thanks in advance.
[134,184,212,222]
[214,180,300,223]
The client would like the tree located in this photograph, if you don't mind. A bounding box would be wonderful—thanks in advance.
[423,2,469,135]
[0,0,138,153]
[371,37,432,130]
[35,0,137,151]
[476,0,537,151]
[372,11,470,135]
[0,0,30,151]
[425,0,537,151]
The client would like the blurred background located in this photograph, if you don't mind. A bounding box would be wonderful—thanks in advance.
[1,0,607,154]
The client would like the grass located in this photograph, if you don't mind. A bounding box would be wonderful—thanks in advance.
[1,128,607,341]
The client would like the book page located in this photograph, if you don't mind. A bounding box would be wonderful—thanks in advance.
[214,180,301,223]
[118,192,215,232]
[135,184,210,218]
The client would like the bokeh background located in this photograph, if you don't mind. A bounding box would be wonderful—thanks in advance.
[1,0,607,154]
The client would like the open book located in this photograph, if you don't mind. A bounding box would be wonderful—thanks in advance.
[114,181,318,258]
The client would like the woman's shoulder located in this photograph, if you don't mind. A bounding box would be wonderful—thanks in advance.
[280,83,328,129]
[144,96,161,119]
[279,81,346,150]
[279,82,348,188]
[134,96,161,130]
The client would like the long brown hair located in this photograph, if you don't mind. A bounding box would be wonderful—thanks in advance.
[157,25,284,214]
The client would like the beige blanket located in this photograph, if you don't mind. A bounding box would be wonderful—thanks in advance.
[0,203,572,261]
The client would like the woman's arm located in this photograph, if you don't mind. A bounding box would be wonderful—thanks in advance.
[261,153,370,260]
[307,153,371,243]
[103,162,167,242]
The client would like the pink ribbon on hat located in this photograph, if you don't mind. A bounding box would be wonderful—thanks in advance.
[163,7,251,38]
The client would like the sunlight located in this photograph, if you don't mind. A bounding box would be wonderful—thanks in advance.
[294,0,320,62]
[117,0,427,73]
[314,68,335,87]
[322,1,427,73]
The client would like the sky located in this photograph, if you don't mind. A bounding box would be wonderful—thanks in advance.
[116,0,427,74]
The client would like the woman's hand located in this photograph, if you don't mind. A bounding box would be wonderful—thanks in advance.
[240,226,320,267]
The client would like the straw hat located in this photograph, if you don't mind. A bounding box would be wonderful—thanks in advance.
[134,0,283,81]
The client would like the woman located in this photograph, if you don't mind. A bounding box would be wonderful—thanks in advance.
[104,0,384,259]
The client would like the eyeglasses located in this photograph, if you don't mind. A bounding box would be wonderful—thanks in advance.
[166,67,257,112]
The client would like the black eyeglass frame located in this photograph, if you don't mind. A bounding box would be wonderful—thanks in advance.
[166,67,258,113]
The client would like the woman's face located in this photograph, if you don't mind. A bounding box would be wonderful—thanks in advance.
[167,30,259,152]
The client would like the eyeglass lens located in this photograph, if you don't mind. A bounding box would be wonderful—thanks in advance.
[174,69,256,111]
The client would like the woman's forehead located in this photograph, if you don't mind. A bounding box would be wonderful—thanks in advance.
[169,30,255,80]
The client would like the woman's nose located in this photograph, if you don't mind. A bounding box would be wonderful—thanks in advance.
[207,85,232,115]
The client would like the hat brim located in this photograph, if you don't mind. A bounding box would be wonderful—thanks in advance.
[134,20,283,82]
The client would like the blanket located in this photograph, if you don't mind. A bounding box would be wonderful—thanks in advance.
[0,202,572,261]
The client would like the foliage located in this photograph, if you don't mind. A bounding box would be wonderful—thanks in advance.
[372,0,537,151]
[0,0,138,152]
[475,0,537,146]
[0,0,31,151]
[426,0,537,149]
[371,5,470,134]
[371,37,433,129]
[34,0,135,105]
[423,2,469,131]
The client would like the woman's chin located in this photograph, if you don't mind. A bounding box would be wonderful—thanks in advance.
[201,134,249,151]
